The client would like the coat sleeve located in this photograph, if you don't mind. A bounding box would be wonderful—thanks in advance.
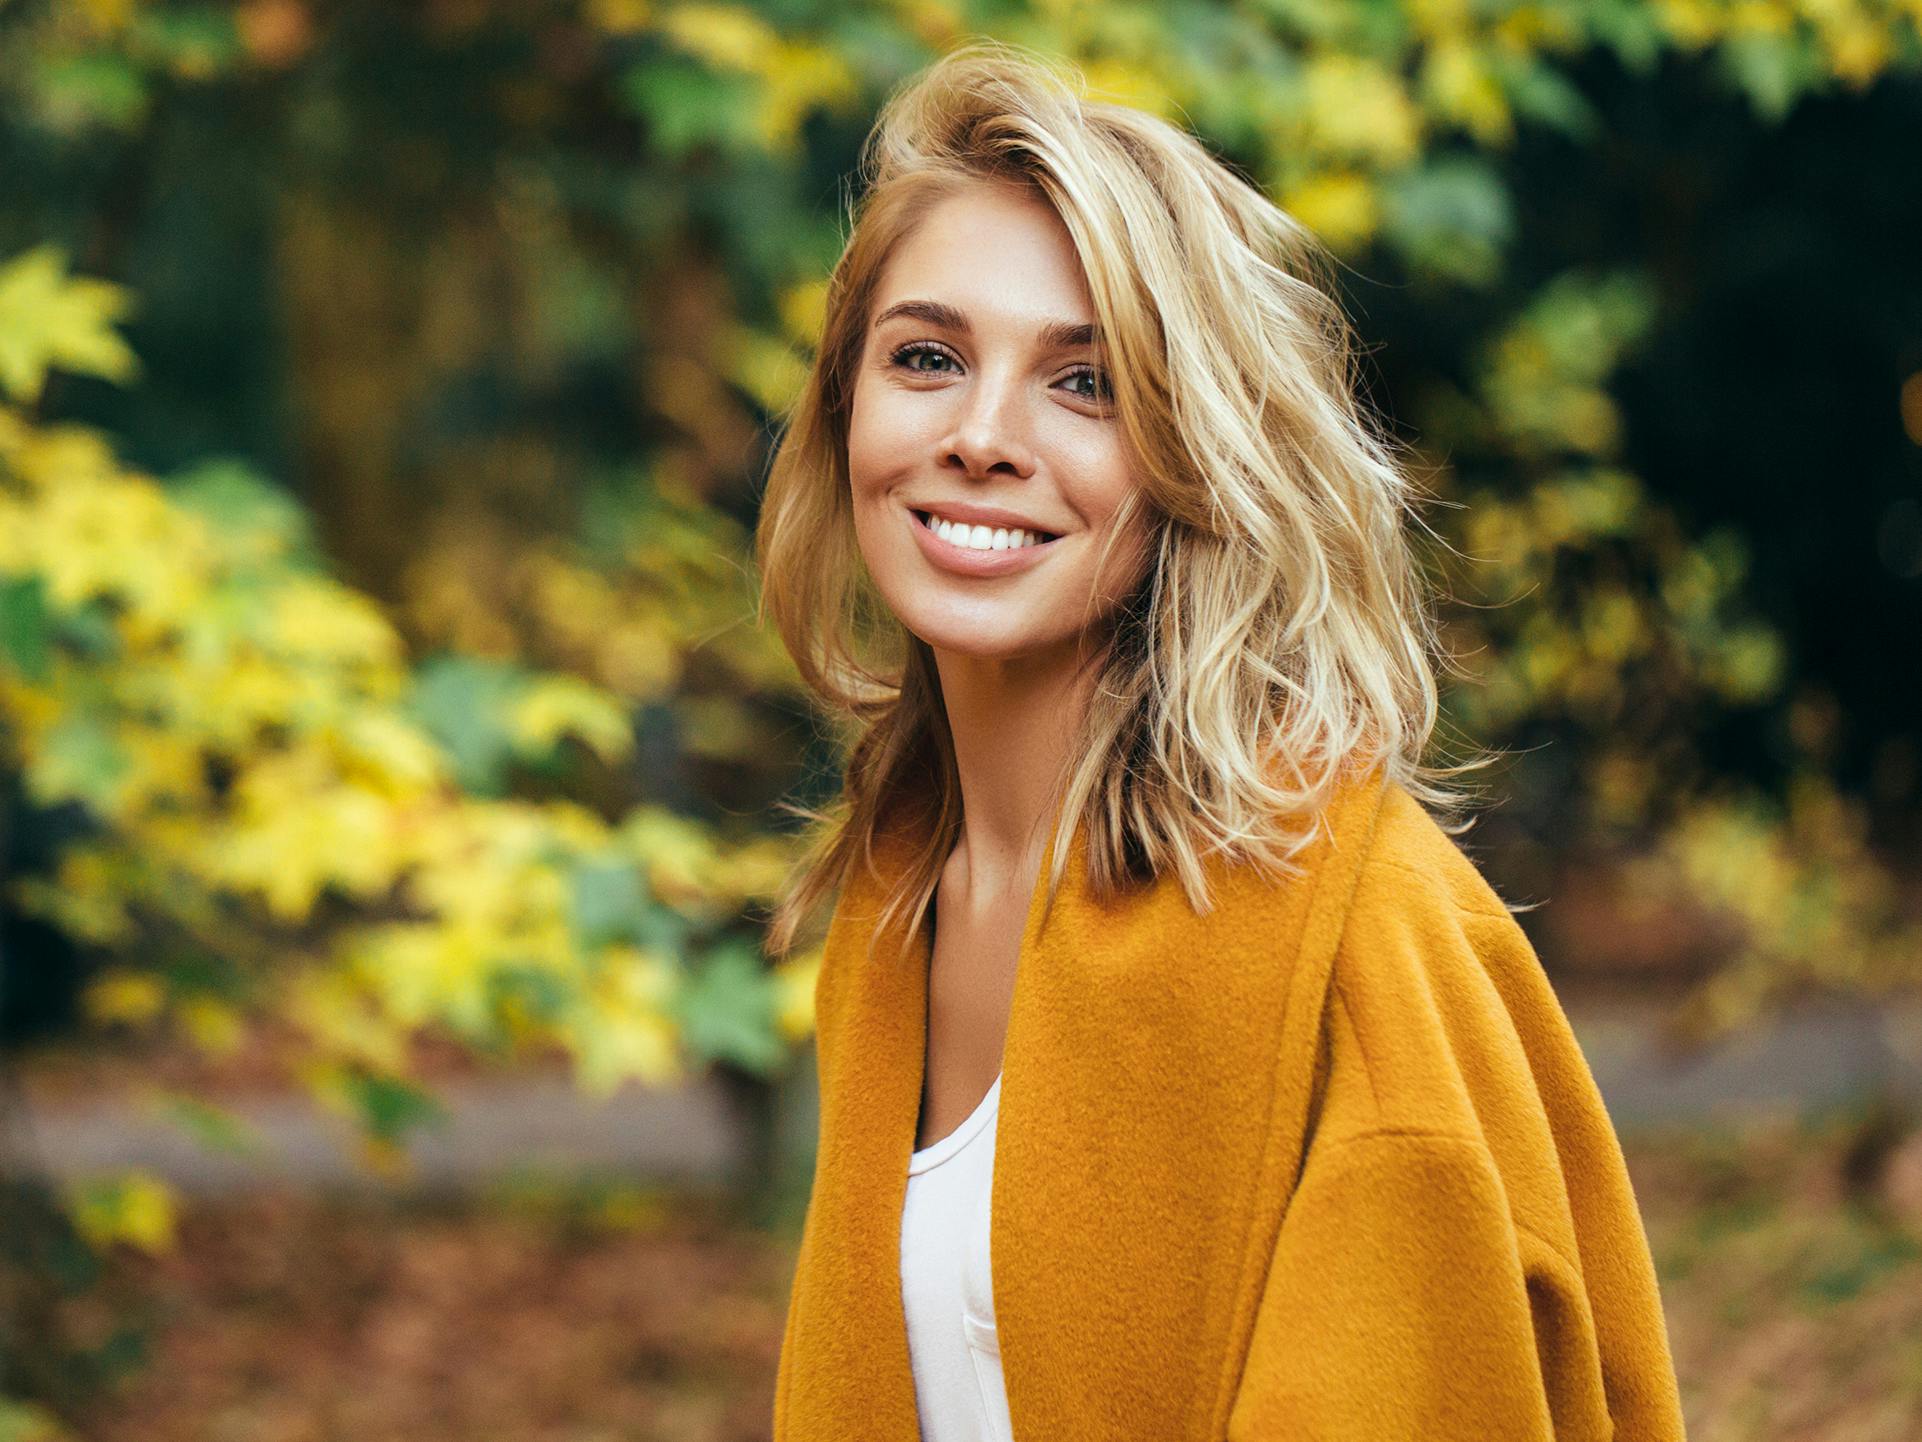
[1225,1124,1588,1441]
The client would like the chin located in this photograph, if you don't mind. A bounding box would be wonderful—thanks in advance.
[913,629,1033,661]
[903,613,1052,662]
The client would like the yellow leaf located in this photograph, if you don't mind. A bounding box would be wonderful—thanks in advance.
[180,995,247,1056]
[772,945,822,1041]
[0,246,138,404]
[1654,0,1725,47]
[1822,16,1892,86]
[753,41,860,151]
[777,279,829,348]
[595,618,680,700]
[585,0,653,33]
[83,969,167,1026]
[1280,171,1380,251]
[1407,0,1472,41]
[1080,58,1180,119]
[1298,56,1424,166]
[574,1009,682,1096]
[65,1169,178,1255]
[267,576,403,668]
[884,0,964,47]
[657,4,777,72]
[1421,39,1514,146]
[621,806,721,903]
[333,711,448,796]
[1728,0,1795,37]
[575,943,684,1094]
[720,324,809,414]
[509,675,635,763]
[0,1398,70,1442]
[358,1133,416,1181]
[285,970,409,1072]
[76,0,139,33]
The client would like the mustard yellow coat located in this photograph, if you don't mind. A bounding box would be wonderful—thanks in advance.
[774,765,1689,1439]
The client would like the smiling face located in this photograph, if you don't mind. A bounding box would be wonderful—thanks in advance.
[846,178,1153,671]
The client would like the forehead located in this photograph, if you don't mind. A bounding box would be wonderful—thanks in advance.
[870,180,1096,329]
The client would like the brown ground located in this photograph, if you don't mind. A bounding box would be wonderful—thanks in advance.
[29,1107,1922,1442]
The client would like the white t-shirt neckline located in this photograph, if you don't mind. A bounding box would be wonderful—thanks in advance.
[908,1071,1003,1174]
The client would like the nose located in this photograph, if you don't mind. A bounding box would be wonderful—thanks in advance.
[939,368,1037,480]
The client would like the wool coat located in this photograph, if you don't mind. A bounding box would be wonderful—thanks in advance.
[773,763,1689,1440]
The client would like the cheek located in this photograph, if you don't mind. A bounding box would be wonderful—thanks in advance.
[1066,433,1141,531]
[847,380,927,493]
[1068,442,1153,587]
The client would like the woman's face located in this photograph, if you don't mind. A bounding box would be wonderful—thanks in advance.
[847,179,1151,669]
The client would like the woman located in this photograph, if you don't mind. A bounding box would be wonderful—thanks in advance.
[755,39,1688,1442]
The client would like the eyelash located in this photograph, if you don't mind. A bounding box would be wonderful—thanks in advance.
[886,341,1113,405]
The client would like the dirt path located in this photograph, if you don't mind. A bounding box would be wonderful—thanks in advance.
[11,997,1922,1194]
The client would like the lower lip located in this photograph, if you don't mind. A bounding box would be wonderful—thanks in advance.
[908,508,1062,576]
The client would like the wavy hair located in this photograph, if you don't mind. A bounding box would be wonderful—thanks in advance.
[755,38,1497,963]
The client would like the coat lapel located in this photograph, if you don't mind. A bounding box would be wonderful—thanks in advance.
[777,764,1390,1440]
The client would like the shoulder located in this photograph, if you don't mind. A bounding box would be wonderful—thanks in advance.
[1353,781,1517,921]
[1313,780,1558,1145]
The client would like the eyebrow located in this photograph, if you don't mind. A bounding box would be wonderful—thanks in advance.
[871,298,1098,352]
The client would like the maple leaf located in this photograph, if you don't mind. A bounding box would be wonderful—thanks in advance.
[0,245,139,404]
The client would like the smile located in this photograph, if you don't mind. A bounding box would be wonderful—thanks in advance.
[914,510,1056,550]
[908,506,1062,576]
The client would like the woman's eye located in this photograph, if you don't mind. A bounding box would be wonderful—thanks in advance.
[1061,366,1114,404]
[891,343,959,374]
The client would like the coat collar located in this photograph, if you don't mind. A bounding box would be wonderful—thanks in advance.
[779,761,1392,1438]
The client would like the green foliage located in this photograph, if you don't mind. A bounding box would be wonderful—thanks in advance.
[0,1398,67,1442]
[0,252,823,1292]
[0,579,50,683]
[0,12,1920,1426]
[672,937,787,1076]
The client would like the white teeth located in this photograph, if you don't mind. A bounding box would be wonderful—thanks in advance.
[924,512,1048,551]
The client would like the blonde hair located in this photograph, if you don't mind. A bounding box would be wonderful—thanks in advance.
[755,38,1495,963]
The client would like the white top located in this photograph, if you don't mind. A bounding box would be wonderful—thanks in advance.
[900,1072,1014,1442]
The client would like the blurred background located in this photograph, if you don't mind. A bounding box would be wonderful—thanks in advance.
[0,0,1919,1438]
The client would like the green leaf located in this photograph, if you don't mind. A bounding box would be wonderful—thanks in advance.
[407,654,527,796]
[152,1092,265,1159]
[637,902,694,959]
[1587,0,1667,76]
[1380,156,1514,289]
[571,855,653,950]
[29,715,129,808]
[1719,32,1825,124]
[169,459,319,569]
[0,1397,67,1442]
[1496,54,1600,142]
[343,1073,447,1145]
[487,964,573,1026]
[30,50,151,132]
[55,600,119,659]
[131,5,244,77]
[618,57,762,161]
[0,575,51,682]
[670,938,785,1076]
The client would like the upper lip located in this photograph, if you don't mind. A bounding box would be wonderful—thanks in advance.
[909,499,1063,537]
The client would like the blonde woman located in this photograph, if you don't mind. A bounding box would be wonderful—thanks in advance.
[755,39,1687,1442]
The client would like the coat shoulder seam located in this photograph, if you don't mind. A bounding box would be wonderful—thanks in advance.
[1365,852,1513,919]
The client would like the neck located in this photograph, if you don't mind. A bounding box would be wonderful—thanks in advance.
[930,635,1101,893]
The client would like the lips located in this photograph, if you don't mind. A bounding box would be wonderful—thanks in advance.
[907,503,1060,575]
